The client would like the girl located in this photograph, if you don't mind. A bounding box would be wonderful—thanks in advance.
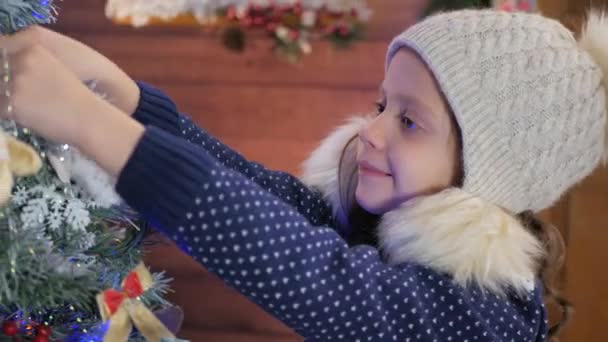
[2,8,608,341]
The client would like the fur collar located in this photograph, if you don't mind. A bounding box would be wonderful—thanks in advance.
[300,116,543,295]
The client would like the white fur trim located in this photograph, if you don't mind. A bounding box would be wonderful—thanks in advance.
[579,10,608,163]
[300,116,369,228]
[378,188,542,296]
[71,149,122,208]
[300,116,542,295]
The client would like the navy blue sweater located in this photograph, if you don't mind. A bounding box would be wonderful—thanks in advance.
[116,82,549,341]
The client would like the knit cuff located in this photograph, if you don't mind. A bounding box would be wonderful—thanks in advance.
[132,82,181,135]
[116,126,214,230]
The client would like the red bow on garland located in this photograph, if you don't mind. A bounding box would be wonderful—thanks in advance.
[96,263,177,342]
[103,269,146,315]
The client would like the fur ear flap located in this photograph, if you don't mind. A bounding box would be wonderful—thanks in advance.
[300,116,370,228]
[578,10,608,163]
[378,188,543,296]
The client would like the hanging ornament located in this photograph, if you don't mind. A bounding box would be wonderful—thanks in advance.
[1,320,18,336]
[35,325,52,337]
[97,263,183,342]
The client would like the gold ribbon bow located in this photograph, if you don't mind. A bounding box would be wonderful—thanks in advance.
[96,263,176,342]
[0,130,42,206]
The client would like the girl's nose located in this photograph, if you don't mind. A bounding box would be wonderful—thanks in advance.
[359,115,387,151]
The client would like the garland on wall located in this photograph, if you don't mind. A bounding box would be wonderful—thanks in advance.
[105,0,372,62]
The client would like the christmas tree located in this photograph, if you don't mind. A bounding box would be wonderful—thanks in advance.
[0,2,180,341]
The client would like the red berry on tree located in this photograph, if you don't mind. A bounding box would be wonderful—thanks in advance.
[2,321,18,337]
[36,325,51,337]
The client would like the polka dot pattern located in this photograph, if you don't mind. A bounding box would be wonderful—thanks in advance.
[122,82,550,341]
[177,115,335,228]
[132,81,334,228]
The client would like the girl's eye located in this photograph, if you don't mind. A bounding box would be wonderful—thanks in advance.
[401,112,417,130]
[374,101,418,130]
[374,101,386,115]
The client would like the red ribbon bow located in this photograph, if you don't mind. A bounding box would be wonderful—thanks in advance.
[103,268,146,315]
[97,263,179,342]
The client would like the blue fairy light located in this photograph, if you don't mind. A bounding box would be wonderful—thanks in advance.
[0,0,57,34]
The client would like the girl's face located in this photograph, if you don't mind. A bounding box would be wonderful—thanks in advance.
[355,48,461,215]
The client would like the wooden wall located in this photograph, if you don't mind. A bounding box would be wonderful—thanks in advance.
[537,2,608,341]
[52,1,608,341]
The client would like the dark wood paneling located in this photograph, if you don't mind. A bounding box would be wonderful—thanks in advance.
[156,84,377,141]
[562,167,608,342]
[537,1,608,340]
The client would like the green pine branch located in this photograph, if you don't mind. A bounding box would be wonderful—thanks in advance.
[0,0,57,35]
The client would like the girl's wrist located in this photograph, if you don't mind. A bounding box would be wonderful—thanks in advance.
[112,73,140,116]
[77,95,145,175]
[94,73,141,116]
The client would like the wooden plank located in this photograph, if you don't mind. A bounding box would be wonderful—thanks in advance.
[145,234,206,276]
[562,166,608,342]
[151,83,377,141]
[168,272,295,333]
[70,34,387,88]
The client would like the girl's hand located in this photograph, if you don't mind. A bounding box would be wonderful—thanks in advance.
[0,41,97,145]
[0,31,145,177]
[0,26,140,116]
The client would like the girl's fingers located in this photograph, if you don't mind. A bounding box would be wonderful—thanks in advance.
[0,26,40,54]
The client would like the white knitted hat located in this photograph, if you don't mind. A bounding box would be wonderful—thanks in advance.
[386,10,608,213]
